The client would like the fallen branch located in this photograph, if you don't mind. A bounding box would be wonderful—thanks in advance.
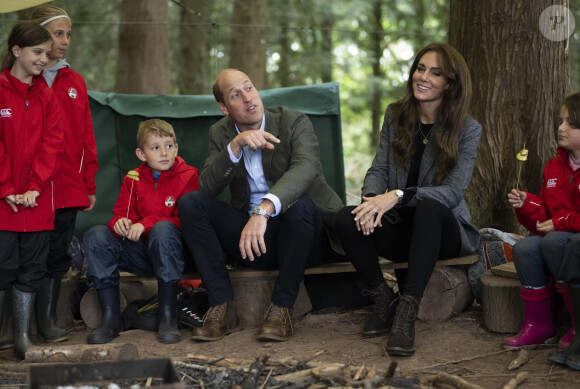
[503,372,529,389]
[424,372,484,389]
[507,349,530,370]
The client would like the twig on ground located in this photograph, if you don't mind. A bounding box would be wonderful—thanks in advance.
[258,368,273,389]
[423,372,484,389]
[410,349,513,371]
[353,363,365,381]
[385,361,398,378]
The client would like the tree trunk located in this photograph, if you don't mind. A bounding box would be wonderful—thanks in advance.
[230,0,268,90]
[178,0,210,95]
[319,9,334,84]
[370,0,384,151]
[115,0,169,94]
[449,0,570,233]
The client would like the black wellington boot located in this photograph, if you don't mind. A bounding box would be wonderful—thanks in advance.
[548,287,580,367]
[0,289,5,332]
[386,294,421,356]
[0,286,13,350]
[86,286,123,344]
[362,281,398,338]
[12,287,35,359]
[157,281,181,344]
[36,277,68,343]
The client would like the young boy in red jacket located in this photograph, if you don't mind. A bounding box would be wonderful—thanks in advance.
[83,119,199,345]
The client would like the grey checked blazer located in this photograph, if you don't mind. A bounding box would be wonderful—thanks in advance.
[362,105,482,256]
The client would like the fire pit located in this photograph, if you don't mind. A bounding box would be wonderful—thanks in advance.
[28,358,184,389]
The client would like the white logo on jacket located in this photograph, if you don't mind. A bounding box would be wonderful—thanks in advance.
[0,108,11,118]
[546,178,557,188]
[68,88,77,99]
[165,196,175,207]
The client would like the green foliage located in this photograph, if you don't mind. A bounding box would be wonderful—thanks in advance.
[1,0,577,204]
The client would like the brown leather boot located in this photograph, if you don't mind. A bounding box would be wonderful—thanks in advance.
[256,304,294,342]
[192,301,238,342]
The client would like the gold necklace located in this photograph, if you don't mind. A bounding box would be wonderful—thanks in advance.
[418,124,434,145]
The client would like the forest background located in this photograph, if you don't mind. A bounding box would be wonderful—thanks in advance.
[1,0,579,234]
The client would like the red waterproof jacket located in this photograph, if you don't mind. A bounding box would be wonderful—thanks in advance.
[517,147,580,234]
[0,68,63,231]
[108,156,199,237]
[42,67,97,209]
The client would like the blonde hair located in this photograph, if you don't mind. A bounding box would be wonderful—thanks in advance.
[136,119,177,149]
[30,5,70,26]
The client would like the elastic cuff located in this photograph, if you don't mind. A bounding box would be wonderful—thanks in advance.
[520,283,555,301]
[556,282,572,294]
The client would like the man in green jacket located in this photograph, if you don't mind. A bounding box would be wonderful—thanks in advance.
[178,69,343,342]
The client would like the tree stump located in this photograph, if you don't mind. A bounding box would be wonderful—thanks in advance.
[231,278,312,328]
[481,270,523,333]
[418,266,474,321]
[56,269,81,329]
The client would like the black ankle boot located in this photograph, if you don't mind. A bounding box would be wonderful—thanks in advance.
[362,282,397,338]
[157,281,181,344]
[548,287,580,366]
[386,294,421,356]
[87,286,122,344]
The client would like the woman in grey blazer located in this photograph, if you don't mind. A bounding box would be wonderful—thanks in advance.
[336,43,482,356]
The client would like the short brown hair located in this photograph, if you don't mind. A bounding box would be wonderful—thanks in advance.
[564,93,580,129]
[136,119,177,149]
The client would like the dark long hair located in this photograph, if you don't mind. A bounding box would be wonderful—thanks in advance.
[391,43,472,183]
[564,93,580,129]
[2,22,52,70]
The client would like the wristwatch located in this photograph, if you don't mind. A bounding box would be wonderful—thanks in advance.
[395,189,404,205]
[252,206,270,220]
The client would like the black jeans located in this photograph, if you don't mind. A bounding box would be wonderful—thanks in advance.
[335,198,461,297]
[178,191,328,307]
[47,207,78,277]
[0,230,50,292]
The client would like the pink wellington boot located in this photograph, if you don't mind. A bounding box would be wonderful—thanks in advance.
[504,284,558,349]
[556,283,575,349]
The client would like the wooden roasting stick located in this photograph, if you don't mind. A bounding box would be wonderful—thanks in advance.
[516,143,528,190]
[123,170,139,240]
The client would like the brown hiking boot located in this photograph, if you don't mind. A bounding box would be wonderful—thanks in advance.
[256,304,294,342]
[192,301,238,342]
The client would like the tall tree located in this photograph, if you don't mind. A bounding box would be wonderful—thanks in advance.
[449,0,571,232]
[176,0,211,94]
[369,0,384,150]
[115,0,170,94]
[230,0,268,90]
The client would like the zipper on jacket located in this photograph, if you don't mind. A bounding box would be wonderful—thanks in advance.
[26,100,29,109]
[154,182,157,190]
[79,149,84,173]
[570,174,573,184]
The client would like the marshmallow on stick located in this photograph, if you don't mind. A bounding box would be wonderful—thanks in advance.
[123,170,139,239]
[125,170,139,218]
[516,144,528,190]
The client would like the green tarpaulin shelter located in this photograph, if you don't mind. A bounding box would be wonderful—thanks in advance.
[75,82,346,237]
